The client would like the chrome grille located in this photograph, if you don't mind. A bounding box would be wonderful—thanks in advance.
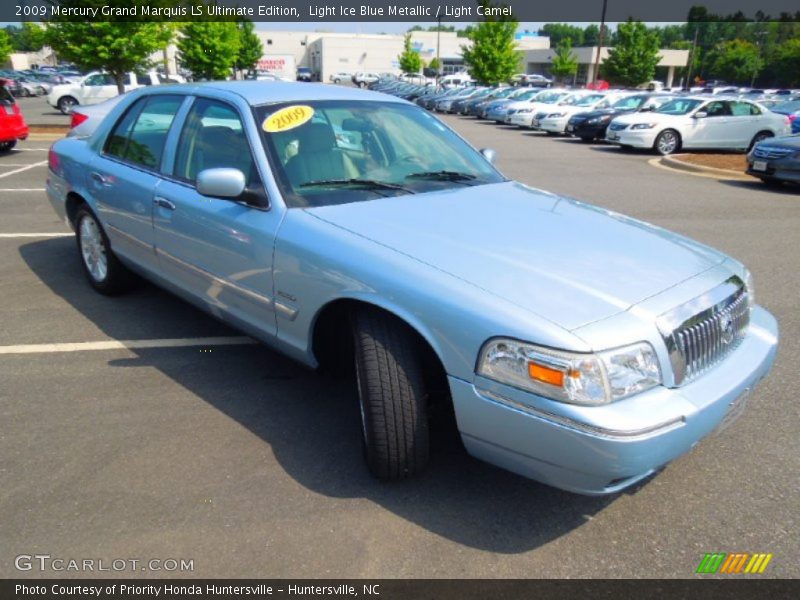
[657,277,750,385]
[609,122,628,131]
[752,146,793,160]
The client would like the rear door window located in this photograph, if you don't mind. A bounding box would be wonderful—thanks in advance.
[103,95,184,170]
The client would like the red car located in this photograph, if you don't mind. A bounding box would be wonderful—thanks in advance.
[0,79,29,151]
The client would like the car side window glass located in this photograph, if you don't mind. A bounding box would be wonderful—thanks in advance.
[104,99,146,158]
[173,98,256,185]
[730,101,754,117]
[84,74,106,86]
[705,101,730,117]
[104,95,183,170]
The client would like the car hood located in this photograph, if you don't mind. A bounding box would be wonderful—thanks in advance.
[613,111,685,126]
[306,181,728,331]
[571,107,632,120]
[757,133,800,149]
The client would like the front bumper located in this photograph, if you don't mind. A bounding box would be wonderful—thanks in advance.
[508,112,532,126]
[567,121,607,138]
[605,128,658,148]
[449,306,778,495]
[747,157,800,183]
[538,116,570,133]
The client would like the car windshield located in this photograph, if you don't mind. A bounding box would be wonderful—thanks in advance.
[257,100,504,208]
[655,98,704,115]
[611,95,646,110]
[535,91,567,104]
[571,94,607,107]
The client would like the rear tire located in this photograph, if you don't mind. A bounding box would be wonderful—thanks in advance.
[0,140,17,152]
[352,307,430,481]
[75,206,134,295]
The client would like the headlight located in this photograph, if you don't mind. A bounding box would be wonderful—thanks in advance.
[547,112,565,118]
[631,123,657,130]
[477,339,661,406]
[587,116,611,124]
[517,108,532,113]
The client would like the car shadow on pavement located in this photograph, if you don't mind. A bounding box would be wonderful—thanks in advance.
[718,179,800,195]
[20,237,626,555]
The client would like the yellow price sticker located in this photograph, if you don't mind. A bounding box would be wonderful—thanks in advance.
[263,105,314,133]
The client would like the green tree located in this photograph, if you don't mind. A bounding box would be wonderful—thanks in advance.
[549,38,578,83]
[461,1,520,85]
[538,23,584,47]
[398,33,422,74]
[0,30,12,65]
[708,39,763,84]
[428,57,442,73]
[178,20,240,80]
[771,38,800,87]
[234,20,263,75]
[45,3,173,94]
[602,20,661,86]
[8,23,47,52]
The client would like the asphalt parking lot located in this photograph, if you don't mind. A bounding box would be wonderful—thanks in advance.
[1,119,798,579]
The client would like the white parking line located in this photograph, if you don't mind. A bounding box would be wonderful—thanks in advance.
[0,188,46,192]
[0,336,258,355]
[0,161,48,179]
[0,233,72,238]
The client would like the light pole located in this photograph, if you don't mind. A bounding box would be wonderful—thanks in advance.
[591,0,608,87]
[436,16,442,84]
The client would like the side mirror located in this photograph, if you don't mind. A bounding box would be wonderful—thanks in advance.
[694,111,708,119]
[196,168,246,199]
[480,148,497,164]
[638,105,655,112]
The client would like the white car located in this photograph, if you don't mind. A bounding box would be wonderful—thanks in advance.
[535,92,630,134]
[606,96,791,155]
[508,90,592,128]
[505,89,571,126]
[46,71,184,115]
[329,72,351,84]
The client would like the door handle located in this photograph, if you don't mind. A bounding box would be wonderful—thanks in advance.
[154,196,176,211]
[90,171,110,186]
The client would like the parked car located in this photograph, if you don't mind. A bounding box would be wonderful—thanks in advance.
[47,71,184,114]
[0,80,29,151]
[770,100,800,135]
[481,87,541,120]
[606,97,791,155]
[521,74,553,88]
[46,82,777,494]
[506,90,580,128]
[534,92,625,135]
[566,93,673,141]
[296,67,314,82]
[65,94,128,138]
[746,134,800,185]
[352,73,380,87]
[329,72,351,84]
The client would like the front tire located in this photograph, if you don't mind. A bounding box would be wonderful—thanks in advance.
[352,308,430,481]
[57,96,78,115]
[75,206,133,295]
[654,129,681,155]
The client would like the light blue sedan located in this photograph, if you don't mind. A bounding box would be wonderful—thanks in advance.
[46,82,778,494]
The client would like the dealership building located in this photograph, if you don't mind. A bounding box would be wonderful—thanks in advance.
[253,29,688,87]
[255,30,549,81]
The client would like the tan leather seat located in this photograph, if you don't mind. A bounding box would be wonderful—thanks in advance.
[284,123,358,186]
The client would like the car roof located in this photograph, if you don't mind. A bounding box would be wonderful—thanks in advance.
[185,80,406,105]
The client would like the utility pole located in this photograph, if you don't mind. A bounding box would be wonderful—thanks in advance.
[436,16,442,84]
[685,26,699,90]
[591,0,608,87]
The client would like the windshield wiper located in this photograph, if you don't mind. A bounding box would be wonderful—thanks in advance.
[405,170,478,184]
[299,178,414,194]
